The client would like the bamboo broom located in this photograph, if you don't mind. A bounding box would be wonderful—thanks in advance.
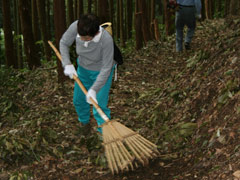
[48,41,159,174]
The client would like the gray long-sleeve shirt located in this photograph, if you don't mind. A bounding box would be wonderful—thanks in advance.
[60,20,115,92]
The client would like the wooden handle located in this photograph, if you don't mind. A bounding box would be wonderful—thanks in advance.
[48,41,110,123]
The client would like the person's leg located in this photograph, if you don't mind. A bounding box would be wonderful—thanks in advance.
[184,7,196,47]
[93,67,115,133]
[73,65,93,125]
[175,10,185,52]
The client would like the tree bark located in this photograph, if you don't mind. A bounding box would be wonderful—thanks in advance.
[98,0,109,23]
[135,1,143,50]
[53,0,67,83]
[229,0,240,15]
[163,0,175,36]
[36,0,52,61]
[67,0,74,25]
[18,0,41,69]
[140,0,152,42]
[2,0,18,68]
[14,0,23,68]
[79,0,84,15]
[224,0,230,16]
[88,0,92,13]
[150,0,156,39]
[126,0,133,39]
[32,0,40,42]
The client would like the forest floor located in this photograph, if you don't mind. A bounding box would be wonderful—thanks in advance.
[1,17,240,180]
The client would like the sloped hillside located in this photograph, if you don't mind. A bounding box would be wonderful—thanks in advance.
[0,17,240,180]
[109,17,240,180]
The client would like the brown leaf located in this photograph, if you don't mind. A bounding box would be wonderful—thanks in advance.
[233,170,240,178]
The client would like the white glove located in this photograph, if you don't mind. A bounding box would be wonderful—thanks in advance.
[86,89,98,104]
[64,64,77,79]
[196,14,202,20]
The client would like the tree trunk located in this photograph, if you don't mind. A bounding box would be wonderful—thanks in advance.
[135,1,143,50]
[88,0,92,13]
[201,0,206,20]
[36,0,52,61]
[229,0,240,15]
[116,0,120,39]
[224,0,230,17]
[119,0,125,47]
[74,0,78,20]
[79,0,84,15]
[18,0,41,69]
[2,0,18,68]
[32,0,40,42]
[216,0,222,16]
[163,0,175,36]
[67,0,74,25]
[46,0,51,41]
[126,0,133,39]
[14,0,23,68]
[31,0,41,67]
[98,0,109,23]
[205,0,213,19]
[150,0,156,39]
[94,0,98,18]
[139,0,152,42]
[53,0,67,84]
[109,0,115,37]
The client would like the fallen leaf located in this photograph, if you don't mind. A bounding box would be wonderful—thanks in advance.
[233,170,240,178]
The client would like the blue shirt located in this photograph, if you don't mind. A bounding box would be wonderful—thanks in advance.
[177,0,202,15]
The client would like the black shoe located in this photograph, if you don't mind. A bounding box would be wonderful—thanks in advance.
[185,42,190,50]
[79,123,92,136]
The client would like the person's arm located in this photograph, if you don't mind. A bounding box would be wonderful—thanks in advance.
[194,0,202,16]
[59,20,78,67]
[91,34,114,93]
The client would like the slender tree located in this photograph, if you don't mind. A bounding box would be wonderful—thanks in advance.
[32,0,40,42]
[2,0,18,68]
[229,0,240,15]
[224,0,230,17]
[79,0,84,15]
[74,0,78,20]
[14,0,23,68]
[135,0,143,50]
[36,0,52,61]
[163,0,175,36]
[53,0,67,83]
[98,0,109,23]
[67,0,74,25]
[126,0,133,39]
[116,0,120,39]
[109,0,114,35]
[150,0,156,39]
[138,0,152,43]
[18,0,41,69]
[119,0,125,47]
[88,0,92,13]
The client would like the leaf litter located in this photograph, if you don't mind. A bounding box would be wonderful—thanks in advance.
[1,18,240,179]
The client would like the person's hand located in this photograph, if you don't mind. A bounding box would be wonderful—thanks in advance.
[196,14,202,20]
[86,89,98,104]
[64,64,77,79]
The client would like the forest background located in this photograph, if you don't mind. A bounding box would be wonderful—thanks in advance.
[1,0,240,179]
[1,0,240,80]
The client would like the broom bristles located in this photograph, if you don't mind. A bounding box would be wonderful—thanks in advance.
[102,121,159,174]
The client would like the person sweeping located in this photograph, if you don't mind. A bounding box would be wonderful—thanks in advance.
[50,13,159,173]
[60,14,115,135]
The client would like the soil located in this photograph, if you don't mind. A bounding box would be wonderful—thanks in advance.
[1,17,240,180]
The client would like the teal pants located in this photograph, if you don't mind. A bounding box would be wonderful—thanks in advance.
[73,64,114,132]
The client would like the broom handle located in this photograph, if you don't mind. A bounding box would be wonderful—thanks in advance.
[48,41,110,123]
